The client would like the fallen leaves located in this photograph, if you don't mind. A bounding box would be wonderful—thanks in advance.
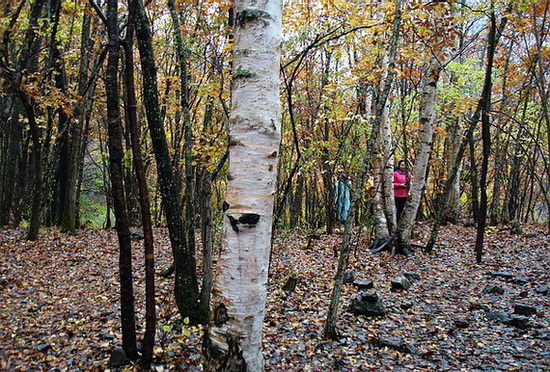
[0,224,548,370]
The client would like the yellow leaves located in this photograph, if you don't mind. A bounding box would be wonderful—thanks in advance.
[19,75,76,118]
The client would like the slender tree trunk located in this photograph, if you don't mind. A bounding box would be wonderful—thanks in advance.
[20,95,42,241]
[0,100,22,226]
[324,0,402,339]
[167,0,204,315]
[475,11,499,263]
[442,117,461,224]
[123,1,156,364]
[203,0,282,370]
[134,0,203,323]
[395,57,440,253]
[489,39,513,226]
[60,5,93,232]
[105,0,137,359]
[13,0,47,240]
[468,131,480,222]
[425,11,508,253]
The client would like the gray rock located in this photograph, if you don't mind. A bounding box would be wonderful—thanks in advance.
[36,344,51,353]
[360,290,379,302]
[391,275,411,291]
[130,230,144,240]
[535,285,548,295]
[486,312,511,322]
[352,280,374,290]
[99,333,116,340]
[483,285,504,295]
[378,337,418,354]
[515,275,529,285]
[454,319,470,329]
[403,272,420,281]
[514,303,538,316]
[400,301,414,310]
[282,276,298,292]
[109,346,128,367]
[506,315,532,329]
[350,291,386,317]
[469,303,490,312]
[488,271,514,280]
[343,271,355,284]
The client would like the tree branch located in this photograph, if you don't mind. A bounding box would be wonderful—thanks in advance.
[88,0,108,27]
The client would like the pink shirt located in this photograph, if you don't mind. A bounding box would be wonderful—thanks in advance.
[394,170,411,198]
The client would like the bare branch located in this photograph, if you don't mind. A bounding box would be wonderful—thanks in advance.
[88,0,108,26]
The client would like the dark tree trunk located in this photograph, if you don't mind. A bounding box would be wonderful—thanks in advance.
[134,0,203,323]
[0,100,22,226]
[123,1,156,364]
[13,0,47,240]
[20,95,42,241]
[105,0,138,360]
[167,0,205,317]
[475,11,501,263]
[467,132,480,223]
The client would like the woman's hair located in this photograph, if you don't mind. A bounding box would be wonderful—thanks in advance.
[397,159,407,169]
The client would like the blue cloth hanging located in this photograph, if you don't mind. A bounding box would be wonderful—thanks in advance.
[335,180,351,222]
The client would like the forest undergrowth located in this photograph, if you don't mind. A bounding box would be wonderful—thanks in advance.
[0,223,548,371]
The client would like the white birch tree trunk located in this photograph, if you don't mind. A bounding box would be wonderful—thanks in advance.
[380,103,396,233]
[372,102,394,240]
[372,123,390,240]
[395,57,439,251]
[395,1,457,252]
[203,1,282,371]
[443,117,462,223]
[368,0,396,242]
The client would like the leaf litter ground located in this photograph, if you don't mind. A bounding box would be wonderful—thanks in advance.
[0,224,548,371]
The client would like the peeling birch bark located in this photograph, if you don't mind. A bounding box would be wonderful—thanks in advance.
[396,57,439,251]
[203,1,282,371]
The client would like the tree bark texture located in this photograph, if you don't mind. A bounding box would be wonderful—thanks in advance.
[124,0,156,364]
[395,57,439,253]
[475,11,500,263]
[105,0,137,359]
[203,1,282,370]
[324,0,402,339]
[134,0,203,323]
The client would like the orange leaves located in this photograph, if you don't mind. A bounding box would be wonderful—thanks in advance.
[19,73,77,118]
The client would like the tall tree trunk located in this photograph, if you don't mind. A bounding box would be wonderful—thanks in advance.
[468,131,480,222]
[425,11,508,254]
[0,100,22,226]
[475,10,499,263]
[319,51,336,234]
[442,117,461,224]
[167,0,204,315]
[488,39,513,226]
[60,4,93,232]
[14,0,46,240]
[134,0,203,323]
[203,0,282,370]
[20,95,42,241]
[324,0,402,339]
[105,0,138,360]
[395,56,440,254]
[123,1,155,364]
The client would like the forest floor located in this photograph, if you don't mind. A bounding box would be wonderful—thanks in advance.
[0,223,548,371]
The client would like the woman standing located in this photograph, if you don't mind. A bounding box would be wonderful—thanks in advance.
[394,160,412,221]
